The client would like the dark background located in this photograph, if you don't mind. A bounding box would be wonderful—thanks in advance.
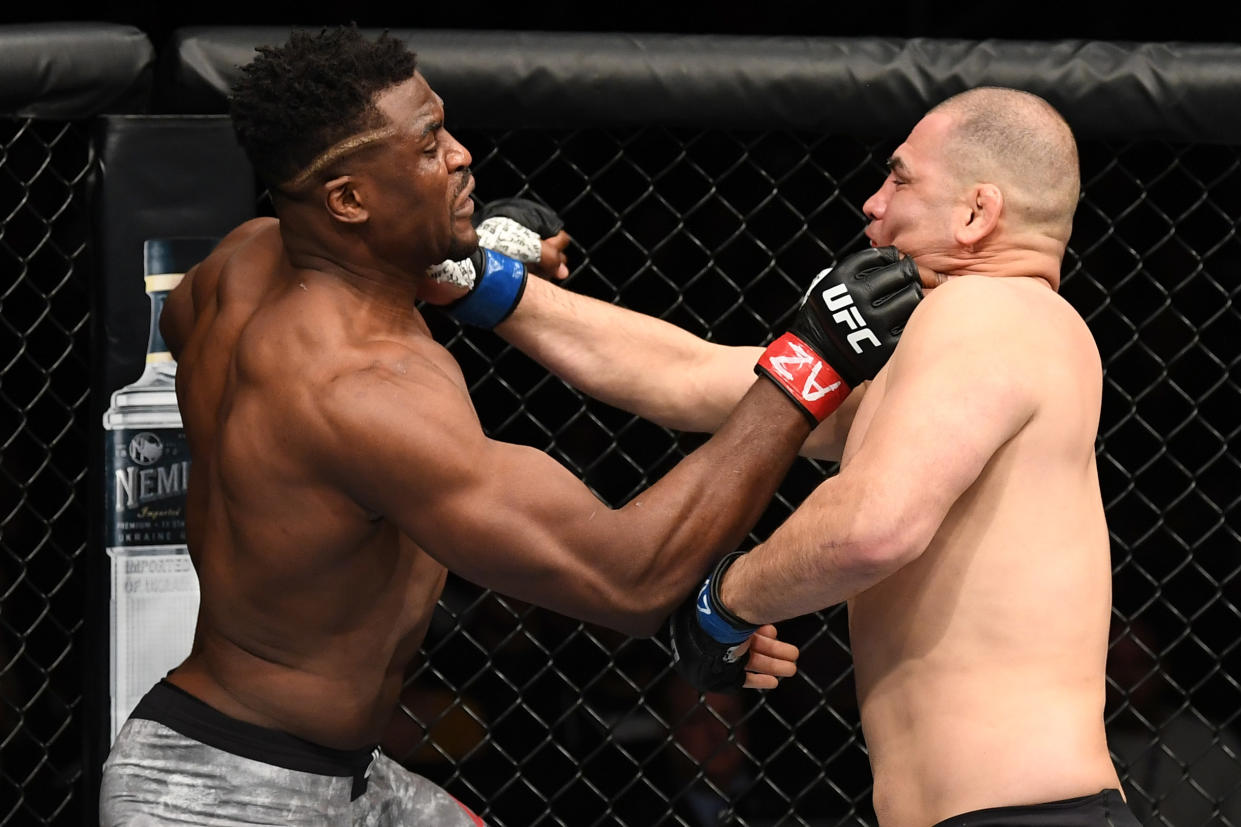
[7,1,1241,53]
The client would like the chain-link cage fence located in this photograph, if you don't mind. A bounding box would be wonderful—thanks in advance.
[0,117,96,826]
[2,122,1239,827]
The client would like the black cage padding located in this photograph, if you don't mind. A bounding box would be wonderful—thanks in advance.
[161,26,1241,142]
[0,23,154,117]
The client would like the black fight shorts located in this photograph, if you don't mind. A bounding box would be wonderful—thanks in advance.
[933,789,1142,827]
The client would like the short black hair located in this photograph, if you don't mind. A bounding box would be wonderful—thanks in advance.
[229,26,418,188]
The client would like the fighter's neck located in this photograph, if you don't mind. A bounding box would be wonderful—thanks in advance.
[280,224,427,309]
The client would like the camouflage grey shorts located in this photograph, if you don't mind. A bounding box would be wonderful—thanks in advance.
[100,681,484,826]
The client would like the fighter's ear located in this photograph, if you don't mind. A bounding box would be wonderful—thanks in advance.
[323,175,368,224]
[955,183,1002,250]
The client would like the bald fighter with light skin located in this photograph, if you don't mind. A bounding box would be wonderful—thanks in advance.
[494,87,1140,827]
[98,28,928,826]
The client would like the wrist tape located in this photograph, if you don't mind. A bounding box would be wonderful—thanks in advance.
[755,332,851,425]
[694,551,758,645]
[445,248,528,328]
[475,216,542,263]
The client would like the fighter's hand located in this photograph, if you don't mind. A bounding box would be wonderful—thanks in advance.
[755,246,922,424]
[668,552,766,694]
[474,196,571,281]
[741,625,799,690]
[424,196,571,324]
[534,230,571,281]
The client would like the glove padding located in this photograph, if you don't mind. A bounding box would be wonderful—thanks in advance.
[433,247,528,328]
[756,246,922,424]
[668,551,758,694]
[473,196,565,238]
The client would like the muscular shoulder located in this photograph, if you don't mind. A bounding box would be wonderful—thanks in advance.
[194,219,278,284]
[177,219,280,315]
[296,329,470,434]
[902,275,1095,363]
[219,216,278,249]
[888,274,1101,417]
[162,219,281,358]
[299,336,483,508]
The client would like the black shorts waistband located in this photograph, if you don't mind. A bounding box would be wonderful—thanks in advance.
[932,789,1140,827]
[131,679,379,784]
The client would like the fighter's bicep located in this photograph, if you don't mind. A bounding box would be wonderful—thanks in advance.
[413,438,626,596]
[313,366,615,600]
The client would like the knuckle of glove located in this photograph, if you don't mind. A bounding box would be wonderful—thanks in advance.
[898,253,921,288]
[474,197,564,238]
[788,247,922,388]
[880,287,923,337]
[863,259,923,330]
[833,245,897,280]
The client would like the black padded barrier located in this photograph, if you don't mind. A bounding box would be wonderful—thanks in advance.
[0,23,154,118]
[1,23,1238,826]
[160,27,1241,141]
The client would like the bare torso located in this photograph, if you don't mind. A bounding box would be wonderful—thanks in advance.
[841,277,1121,825]
[165,219,452,749]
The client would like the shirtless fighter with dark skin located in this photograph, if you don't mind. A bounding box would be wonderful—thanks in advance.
[98,28,920,825]
[157,73,802,750]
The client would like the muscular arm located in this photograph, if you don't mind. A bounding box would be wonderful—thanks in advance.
[317,343,811,637]
[497,276,859,460]
[719,279,1043,622]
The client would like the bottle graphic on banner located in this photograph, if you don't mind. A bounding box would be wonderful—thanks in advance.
[102,237,214,743]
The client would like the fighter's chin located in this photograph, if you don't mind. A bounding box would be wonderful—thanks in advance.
[444,227,479,262]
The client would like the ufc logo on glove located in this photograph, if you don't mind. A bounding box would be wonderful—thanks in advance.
[820,281,882,353]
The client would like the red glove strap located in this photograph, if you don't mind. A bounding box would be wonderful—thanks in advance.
[756,332,852,422]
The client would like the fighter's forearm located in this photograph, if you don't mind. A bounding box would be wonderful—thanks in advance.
[497,277,756,432]
[715,474,923,623]
[599,377,813,634]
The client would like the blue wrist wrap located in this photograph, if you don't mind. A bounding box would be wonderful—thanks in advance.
[449,248,528,328]
[694,552,758,645]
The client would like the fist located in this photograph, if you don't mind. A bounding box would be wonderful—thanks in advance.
[756,246,922,423]
[473,197,571,281]
[793,246,923,388]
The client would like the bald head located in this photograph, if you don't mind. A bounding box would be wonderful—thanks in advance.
[931,87,1080,243]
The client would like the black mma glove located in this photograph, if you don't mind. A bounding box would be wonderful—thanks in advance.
[471,198,565,245]
[427,197,566,327]
[755,246,922,424]
[668,551,757,694]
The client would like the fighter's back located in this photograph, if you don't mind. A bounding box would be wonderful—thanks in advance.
[159,218,449,749]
